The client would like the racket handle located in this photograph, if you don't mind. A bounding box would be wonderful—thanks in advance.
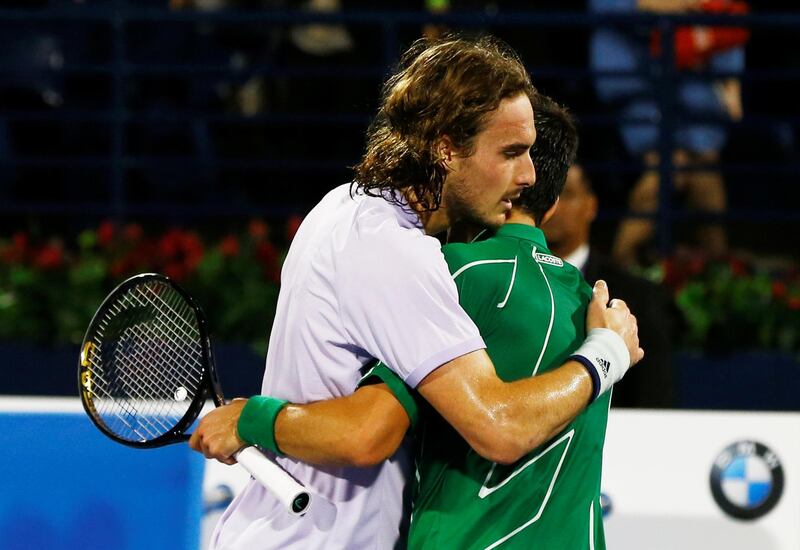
[234,446,312,516]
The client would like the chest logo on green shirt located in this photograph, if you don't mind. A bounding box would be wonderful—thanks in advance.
[533,251,564,267]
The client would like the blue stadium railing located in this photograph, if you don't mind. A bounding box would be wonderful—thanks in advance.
[1,5,799,255]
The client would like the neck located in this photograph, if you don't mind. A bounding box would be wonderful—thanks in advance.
[505,209,537,228]
[420,209,450,236]
[403,187,451,235]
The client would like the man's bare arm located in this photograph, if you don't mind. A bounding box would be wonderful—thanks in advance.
[274,384,410,467]
[189,384,409,467]
[417,280,641,464]
[417,352,590,464]
[191,280,642,466]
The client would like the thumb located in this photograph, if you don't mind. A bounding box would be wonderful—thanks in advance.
[586,280,610,331]
[591,279,609,308]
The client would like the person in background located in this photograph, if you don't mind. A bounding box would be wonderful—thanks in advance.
[590,0,749,268]
[544,164,676,408]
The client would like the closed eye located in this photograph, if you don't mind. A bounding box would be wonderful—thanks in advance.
[503,145,531,158]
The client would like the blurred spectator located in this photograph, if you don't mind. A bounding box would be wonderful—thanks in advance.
[290,0,353,58]
[544,164,677,408]
[590,0,749,268]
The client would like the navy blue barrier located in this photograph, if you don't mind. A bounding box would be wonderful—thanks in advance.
[677,351,800,411]
[0,407,204,550]
[0,342,264,398]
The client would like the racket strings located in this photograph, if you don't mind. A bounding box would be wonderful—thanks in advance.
[92,295,191,436]
[86,334,189,440]
[84,280,207,442]
[132,287,203,385]
[83,346,173,441]
[82,352,158,441]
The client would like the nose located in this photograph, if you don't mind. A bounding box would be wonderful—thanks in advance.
[519,151,535,188]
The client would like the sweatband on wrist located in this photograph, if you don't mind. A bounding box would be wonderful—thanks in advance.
[237,395,289,455]
[569,328,631,402]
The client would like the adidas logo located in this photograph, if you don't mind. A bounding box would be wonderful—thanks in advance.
[596,357,610,378]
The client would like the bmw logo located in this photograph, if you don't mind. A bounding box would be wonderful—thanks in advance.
[710,440,784,520]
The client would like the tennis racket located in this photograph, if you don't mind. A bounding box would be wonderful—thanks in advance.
[78,272,311,515]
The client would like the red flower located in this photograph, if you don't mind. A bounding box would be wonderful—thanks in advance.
[110,258,129,278]
[182,233,203,270]
[772,281,787,300]
[661,257,684,290]
[97,221,115,248]
[248,219,269,242]
[33,243,64,270]
[688,256,706,277]
[1,232,29,264]
[157,229,204,278]
[257,241,281,283]
[788,297,800,311]
[729,257,748,277]
[219,235,240,258]
[158,229,181,258]
[286,215,303,242]
[12,232,28,252]
[123,223,143,243]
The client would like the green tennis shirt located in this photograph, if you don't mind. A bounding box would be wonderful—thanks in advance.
[361,224,610,549]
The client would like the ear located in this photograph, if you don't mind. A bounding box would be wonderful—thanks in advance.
[436,135,456,165]
[540,197,560,226]
[585,193,598,224]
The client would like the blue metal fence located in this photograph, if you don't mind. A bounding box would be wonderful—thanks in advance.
[1,4,798,254]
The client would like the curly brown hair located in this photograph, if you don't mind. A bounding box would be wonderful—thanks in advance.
[353,35,537,212]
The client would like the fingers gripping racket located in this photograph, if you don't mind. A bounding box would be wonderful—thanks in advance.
[78,273,311,515]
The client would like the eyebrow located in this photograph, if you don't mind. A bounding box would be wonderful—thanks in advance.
[501,142,533,153]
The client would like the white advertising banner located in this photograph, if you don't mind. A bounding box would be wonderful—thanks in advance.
[602,409,800,550]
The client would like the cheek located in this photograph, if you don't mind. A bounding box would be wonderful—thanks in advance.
[478,163,508,191]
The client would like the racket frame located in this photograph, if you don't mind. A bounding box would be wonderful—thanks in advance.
[78,272,223,449]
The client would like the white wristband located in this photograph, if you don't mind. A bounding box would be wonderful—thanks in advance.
[569,328,631,401]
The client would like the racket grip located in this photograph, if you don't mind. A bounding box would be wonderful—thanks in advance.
[234,446,312,516]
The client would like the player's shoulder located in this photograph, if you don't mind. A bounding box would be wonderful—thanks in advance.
[335,195,450,292]
[442,238,517,279]
[347,191,440,256]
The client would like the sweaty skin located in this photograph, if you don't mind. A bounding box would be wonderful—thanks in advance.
[190,280,641,466]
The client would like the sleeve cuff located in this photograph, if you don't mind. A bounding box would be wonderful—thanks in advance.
[405,335,486,388]
[358,363,420,432]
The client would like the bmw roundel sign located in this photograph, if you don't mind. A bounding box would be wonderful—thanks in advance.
[710,440,784,520]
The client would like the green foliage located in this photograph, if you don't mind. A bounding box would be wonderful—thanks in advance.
[0,220,293,353]
[659,250,800,353]
[6,225,800,356]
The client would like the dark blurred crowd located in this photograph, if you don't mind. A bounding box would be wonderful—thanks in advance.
[1,1,799,259]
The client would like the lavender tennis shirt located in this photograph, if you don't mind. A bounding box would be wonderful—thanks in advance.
[211,184,485,549]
